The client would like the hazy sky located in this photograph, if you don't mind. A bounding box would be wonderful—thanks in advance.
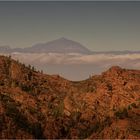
[0,1,140,51]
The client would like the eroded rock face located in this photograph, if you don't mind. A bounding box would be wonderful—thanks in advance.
[0,55,140,139]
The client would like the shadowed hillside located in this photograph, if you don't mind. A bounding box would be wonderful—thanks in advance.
[0,55,140,139]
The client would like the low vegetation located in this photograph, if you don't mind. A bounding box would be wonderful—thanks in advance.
[0,55,140,139]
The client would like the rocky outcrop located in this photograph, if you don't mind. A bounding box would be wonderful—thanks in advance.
[0,55,140,139]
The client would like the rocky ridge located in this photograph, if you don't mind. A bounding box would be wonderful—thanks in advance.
[0,55,140,139]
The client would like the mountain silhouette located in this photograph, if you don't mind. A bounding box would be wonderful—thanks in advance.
[0,38,91,54]
[21,37,91,54]
[1,39,140,54]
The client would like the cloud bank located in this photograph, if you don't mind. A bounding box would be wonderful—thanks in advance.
[1,52,140,80]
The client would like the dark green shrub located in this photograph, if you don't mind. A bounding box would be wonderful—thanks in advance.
[115,108,128,119]
[71,111,81,122]
[131,103,137,108]
[52,102,64,118]
[32,123,44,139]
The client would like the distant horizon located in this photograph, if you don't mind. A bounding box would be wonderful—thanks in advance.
[0,37,140,52]
[0,1,140,51]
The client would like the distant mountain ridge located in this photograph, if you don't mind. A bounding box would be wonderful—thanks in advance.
[0,38,91,54]
[24,38,91,54]
[0,45,11,53]
[0,38,140,54]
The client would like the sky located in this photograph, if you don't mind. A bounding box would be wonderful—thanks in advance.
[0,1,140,51]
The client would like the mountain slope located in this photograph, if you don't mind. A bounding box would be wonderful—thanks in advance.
[1,38,140,54]
[22,38,91,54]
[0,38,91,54]
[0,55,140,139]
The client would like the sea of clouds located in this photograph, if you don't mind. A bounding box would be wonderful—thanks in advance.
[1,52,140,80]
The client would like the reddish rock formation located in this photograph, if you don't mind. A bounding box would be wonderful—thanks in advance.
[0,55,140,139]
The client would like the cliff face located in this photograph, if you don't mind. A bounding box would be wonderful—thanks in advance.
[0,55,140,139]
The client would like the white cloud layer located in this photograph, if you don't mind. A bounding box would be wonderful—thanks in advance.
[1,52,140,80]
